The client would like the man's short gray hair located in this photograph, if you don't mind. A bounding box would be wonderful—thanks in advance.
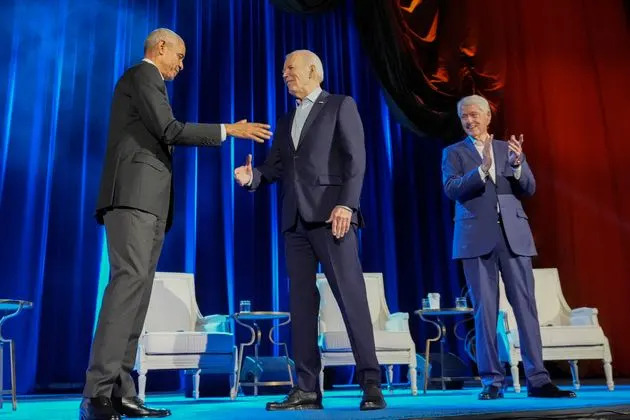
[144,28,183,53]
[457,95,491,116]
[287,50,324,83]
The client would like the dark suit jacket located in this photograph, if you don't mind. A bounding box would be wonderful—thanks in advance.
[249,90,366,232]
[95,61,222,231]
[442,138,537,259]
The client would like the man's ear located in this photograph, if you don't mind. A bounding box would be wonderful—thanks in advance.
[158,40,166,55]
[309,64,315,79]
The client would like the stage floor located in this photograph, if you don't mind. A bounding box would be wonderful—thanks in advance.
[5,385,630,419]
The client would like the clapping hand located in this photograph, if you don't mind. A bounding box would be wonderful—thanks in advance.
[508,134,524,167]
[481,134,494,173]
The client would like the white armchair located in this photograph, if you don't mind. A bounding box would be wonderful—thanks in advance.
[316,273,417,395]
[134,272,238,400]
[497,268,614,392]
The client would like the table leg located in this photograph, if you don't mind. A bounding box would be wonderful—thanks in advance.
[420,315,442,394]
[10,340,16,410]
[270,317,294,387]
[0,340,3,409]
[234,319,256,397]
[253,323,261,396]
[438,318,446,391]
[0,302,26,411]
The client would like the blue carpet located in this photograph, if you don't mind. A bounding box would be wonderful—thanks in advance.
[3,385,630,419]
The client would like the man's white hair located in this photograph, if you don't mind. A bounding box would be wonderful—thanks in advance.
[457,95,491,116]
[144,28,183,53]
[287,50,324,83]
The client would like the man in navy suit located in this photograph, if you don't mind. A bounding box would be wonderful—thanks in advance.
[442,95,576,400]
[234,50,385,411]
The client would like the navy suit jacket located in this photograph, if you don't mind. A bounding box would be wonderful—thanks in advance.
[442,138,537,259]
[250,90,366,232]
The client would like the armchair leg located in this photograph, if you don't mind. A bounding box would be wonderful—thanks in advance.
[568,361,580,390]
[138,369,147,401]
[319,368,325,396]
[193,369,201,400]
[510,362,521,393]
[386,365,393,392]
[10,340,17,410]
[603,361,614,391]
[408,365,418,396]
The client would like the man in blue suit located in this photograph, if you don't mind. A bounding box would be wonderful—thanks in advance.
[234,50,385,411]
[442,95,576,400]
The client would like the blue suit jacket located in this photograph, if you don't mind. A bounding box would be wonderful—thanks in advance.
[250,90,366,232]
[442,138,537,259]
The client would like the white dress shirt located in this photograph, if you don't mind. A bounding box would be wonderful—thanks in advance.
[470,136,521,182]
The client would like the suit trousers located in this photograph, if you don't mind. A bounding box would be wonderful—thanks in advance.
[461,220,550,388]
[83,208,166,398]
[284,216,380,392]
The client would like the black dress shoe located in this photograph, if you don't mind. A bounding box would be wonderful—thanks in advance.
[266,387,323,411]
[360,383,386,411]
[111,396,171,418]
[478,384,504,400]
[528,383,577,398]
[79,397,121,420]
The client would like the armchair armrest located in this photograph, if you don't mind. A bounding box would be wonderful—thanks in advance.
[385,312,410,332]
[570,307,599,326]
[196,314,231,333]
[318,319,327,335]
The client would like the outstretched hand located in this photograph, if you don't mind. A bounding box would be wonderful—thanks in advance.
[234,154,253,187]
[226,119,272,143]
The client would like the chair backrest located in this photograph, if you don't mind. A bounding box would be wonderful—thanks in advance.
[143,272,199,333]
[316,272,390,332]
[499,268,571,329]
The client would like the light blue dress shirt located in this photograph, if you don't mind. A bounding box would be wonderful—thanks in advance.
[291,86,322,148]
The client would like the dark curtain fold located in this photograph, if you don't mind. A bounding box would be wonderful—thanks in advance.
[269,0,342,14]
[353,0,506,140]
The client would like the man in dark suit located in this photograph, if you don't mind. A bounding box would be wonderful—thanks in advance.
[81,28,272,420]
[234,50,385,411]
[442,95,576,400]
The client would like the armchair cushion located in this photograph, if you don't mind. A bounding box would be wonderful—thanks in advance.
[320,330,414,352]
[143,331,234,355]
[197,314,231,333]
[512,325,607,348]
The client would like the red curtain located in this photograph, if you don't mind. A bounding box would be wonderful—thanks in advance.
[390,0,630,375]
[501,0,630,376]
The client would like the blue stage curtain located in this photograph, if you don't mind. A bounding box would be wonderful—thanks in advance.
[0,0,463,392]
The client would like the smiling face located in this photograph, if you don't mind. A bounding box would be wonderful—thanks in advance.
[459,104,491,140]
[282,52,318,99]
[155,38,186,81]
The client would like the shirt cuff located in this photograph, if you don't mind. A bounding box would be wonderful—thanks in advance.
[478,166,489,181]
[337,205,353,213]
[220,124,226,142]
[513,165,522,180]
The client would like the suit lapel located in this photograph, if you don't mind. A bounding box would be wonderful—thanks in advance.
[462,138,482,165]
[286,109,297,151]
[297,90,329,150]
[493,140,506,177]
